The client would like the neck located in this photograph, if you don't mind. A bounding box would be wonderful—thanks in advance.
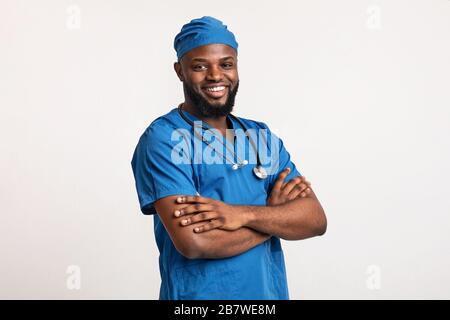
[181,101,229,132]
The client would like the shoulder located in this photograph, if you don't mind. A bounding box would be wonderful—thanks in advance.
[138,108,184,144]
[147,108,180,133]
[132,109,188,166]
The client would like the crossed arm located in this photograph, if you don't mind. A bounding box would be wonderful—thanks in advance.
[154,168,327,259]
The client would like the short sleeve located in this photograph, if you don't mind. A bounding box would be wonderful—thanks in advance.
[255,122,302,195]
[131,123,198,215]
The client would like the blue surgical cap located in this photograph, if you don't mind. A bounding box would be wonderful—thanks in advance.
[174,16,238,61]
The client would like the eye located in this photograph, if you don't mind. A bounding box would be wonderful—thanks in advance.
[222,63,234,69]
[193,65,206,71]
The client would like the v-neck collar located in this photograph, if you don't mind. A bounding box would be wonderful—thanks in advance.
[176,106,238,146]
[176,105,236,131]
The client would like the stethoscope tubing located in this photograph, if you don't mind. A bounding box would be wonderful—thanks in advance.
[177,105,262,167]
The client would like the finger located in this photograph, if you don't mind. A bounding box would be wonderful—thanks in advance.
[273,167,291,192]
[290,185,312,200]
[287,186,302,200]
[303,179,311,188]
[299,187,312,198]
[180,212,218,226]
[282,175,306,189]
[176,195,210,204]
[194,219,224,233]
[282,176,302,194]
[174,204,213,217]
[291,182,309,195]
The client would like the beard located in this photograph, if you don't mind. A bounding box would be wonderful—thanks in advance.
[183,81,239,118]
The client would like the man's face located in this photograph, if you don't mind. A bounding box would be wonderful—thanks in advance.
[175,44,239,118]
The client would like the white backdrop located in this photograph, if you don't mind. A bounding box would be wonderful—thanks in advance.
[1,0,449,299]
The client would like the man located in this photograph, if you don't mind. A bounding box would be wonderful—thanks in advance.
[131,16,327,300]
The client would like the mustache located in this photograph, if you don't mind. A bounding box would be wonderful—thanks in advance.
[183,81,239,118]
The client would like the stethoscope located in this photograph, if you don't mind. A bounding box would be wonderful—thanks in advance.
[177,104,268,180]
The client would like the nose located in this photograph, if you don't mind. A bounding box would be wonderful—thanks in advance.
[206,65,223,82]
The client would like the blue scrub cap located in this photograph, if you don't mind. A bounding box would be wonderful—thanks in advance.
[174,16,238,61]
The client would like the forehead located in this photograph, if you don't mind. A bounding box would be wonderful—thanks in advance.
[181,44,237,63]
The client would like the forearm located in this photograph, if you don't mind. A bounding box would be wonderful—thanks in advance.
[241,196,327,240]
[193,227,270,259]
[169,191,326,258]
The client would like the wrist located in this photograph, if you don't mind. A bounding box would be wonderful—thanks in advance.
[238,205,256,228]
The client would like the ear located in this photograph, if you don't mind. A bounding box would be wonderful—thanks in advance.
[174,62,184,82]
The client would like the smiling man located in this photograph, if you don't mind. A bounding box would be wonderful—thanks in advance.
[131,16,327,300]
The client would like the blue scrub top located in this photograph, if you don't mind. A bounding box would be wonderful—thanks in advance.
[131,107,302,300]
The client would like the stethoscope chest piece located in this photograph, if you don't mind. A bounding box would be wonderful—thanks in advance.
[253,165,268,180]
[177,104,268,180]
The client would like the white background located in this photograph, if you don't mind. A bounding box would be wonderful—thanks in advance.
[1,0,449,299]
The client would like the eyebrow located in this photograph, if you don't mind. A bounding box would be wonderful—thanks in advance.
[191,56,235,63]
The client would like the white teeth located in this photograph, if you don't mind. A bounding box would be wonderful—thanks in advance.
[205,86,225,92]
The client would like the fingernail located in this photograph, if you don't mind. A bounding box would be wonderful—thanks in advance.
[174,210,180,217]
[182,219,187,225]
[194,227,200,232]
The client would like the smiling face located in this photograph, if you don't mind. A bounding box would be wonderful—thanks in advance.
[174,44,239,118]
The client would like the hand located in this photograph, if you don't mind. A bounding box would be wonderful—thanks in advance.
[174,195,248,233]
[266,168,311,206]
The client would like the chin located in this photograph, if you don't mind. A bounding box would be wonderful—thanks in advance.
[206,97,228,107]
[209,102,226,108]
